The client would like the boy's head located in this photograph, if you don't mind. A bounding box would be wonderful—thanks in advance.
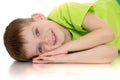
[4,18,35,61]
[4,13,68,62]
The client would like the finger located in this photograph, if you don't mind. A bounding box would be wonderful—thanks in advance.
[32,61,51,64]
[32,56,41,61]
[40,52,55,57]
[32,56,54,64]
[32,59,53,64]
[39,57,54,61]
[41,52,67,57]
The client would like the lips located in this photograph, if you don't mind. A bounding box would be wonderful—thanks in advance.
[51,30,57,45]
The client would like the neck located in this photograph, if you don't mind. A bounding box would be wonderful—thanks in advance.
[59,25,72,43]
[64,28,72,43]
[50,21,72,43]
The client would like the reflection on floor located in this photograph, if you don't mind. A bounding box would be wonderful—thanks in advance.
[112,55,120,70]
[8,56,120,80]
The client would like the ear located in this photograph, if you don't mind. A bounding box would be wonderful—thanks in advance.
[31,13,47,20]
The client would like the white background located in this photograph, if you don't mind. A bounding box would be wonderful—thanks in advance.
[0,0,96,63]
[0,0,96,66]
[1,0,120,80]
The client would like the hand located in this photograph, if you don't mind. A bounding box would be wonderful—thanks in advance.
[32,54,67,64]
[32,46,68,64]
[40,47,68,57]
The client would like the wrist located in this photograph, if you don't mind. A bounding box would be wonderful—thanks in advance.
[58,44,69,53]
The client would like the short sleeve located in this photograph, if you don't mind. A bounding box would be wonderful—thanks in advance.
[48,2,92,33]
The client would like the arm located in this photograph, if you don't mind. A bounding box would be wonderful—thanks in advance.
[32,13,117,63]
[60,13,114,52]
[33,45,118,64]
[61,45,118,63]
[41,12,115,56]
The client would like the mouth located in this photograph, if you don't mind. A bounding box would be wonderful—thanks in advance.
[51,30,57,45]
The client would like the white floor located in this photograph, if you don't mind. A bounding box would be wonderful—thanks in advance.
[1,0,120,80]
[1,61,120,80]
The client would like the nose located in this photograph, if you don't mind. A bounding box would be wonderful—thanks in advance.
[42,45,52,52]
[40,36,49,45]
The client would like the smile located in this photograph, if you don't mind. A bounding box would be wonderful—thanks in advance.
[51,30,57,45]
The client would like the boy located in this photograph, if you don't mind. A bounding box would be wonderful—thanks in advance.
[4,0,119,64]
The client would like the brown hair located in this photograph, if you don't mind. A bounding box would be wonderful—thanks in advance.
[4,18,35,61]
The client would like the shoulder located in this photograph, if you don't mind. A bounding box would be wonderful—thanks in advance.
[58,2,92,8]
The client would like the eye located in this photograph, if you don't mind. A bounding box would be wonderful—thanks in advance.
[35,28,40,36]
[38,45,42,53]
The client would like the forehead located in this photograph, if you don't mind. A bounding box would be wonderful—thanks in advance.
[21,24,37,58]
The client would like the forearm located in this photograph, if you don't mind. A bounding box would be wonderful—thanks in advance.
[33,45,118,64]
[61,28,114,52]
[60,45,118,63]
[59,13,115,52]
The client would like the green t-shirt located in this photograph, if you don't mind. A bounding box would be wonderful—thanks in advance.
[48,0,120,49]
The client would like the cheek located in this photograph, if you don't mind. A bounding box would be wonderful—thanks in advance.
[39,26,50,34]
[41,30,52,40]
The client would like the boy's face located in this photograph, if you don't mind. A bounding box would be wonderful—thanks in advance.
[22,19,65,59]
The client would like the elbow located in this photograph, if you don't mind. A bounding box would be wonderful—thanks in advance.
[103,29,115,43]
[108,46,118,63]
[107,31,115,42]
[102,46,118,63]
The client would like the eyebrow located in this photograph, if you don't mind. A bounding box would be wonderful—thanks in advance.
[32,26,35,38]
[32,26,38,56]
